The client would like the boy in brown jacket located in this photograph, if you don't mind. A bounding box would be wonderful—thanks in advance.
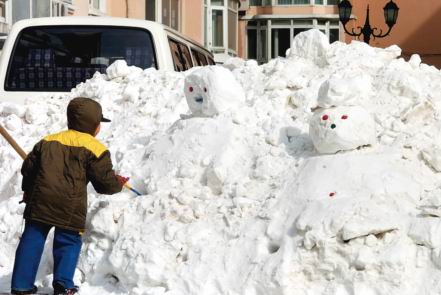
[11,97,128,295]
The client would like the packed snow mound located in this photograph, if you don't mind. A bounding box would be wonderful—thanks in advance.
[2,30,441,295]
[184,66,245,117]
[309,106,376,154]
[317,71,373,108]
[287,29,330,67]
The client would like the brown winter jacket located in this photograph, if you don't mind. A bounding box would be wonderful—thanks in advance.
[21,98,122,232]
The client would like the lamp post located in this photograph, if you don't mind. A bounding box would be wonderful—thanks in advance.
[338,0,399,44]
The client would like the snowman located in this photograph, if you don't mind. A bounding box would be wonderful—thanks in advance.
[309,74,376,154]
[184,66,245,117]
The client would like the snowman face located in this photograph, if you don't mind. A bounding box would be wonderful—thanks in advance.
[184,71,217,116]
[184,66,246,117]
[318,112,349,130]
[187,84,207,105]
[309,106,376,154]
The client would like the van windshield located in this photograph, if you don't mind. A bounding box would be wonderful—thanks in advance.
[5,26,157,92]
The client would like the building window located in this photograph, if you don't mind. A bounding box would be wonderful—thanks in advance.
[13,0,72,23]
[162,0,180,30]
[277,0,309,4]
[251,0,339,5]
[204,3,208,46]
[271,28,290,58]
[33,0,50,18]
[247,29,257,60]
[12,0,31,23]
[88,0,105,15]
[228,0,237,51]
[250,0,271,5]
[330,28,339,43]
[247,19,339,62]
[212,10,224,47]
[146,0,156,21]
[0,0,5,20]
[52,0,68,16]
[247,21,267,63]
[205,0,238,61]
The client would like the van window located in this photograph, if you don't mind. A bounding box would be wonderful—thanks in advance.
[207,56,215,65]
[5,26,157,92]
[191,49,208,66]
[168,38,193,72]
[169,39,185,71]
[179,43,193,69]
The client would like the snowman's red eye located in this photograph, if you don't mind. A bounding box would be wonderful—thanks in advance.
[341,115,348,120]
[189,86,194,92]
[204,87,207,92]
[322,115,329,121]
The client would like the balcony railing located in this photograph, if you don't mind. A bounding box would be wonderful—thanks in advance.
[250,0,339,5]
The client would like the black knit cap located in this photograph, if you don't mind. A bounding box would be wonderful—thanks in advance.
[67,97,110,136]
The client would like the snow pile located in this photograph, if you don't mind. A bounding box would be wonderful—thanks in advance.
[1,29,441,294]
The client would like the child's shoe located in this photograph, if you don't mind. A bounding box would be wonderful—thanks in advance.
[53,282,79,295]
[11,285,38,294]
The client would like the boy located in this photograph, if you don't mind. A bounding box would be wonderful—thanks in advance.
[11,97,129,295]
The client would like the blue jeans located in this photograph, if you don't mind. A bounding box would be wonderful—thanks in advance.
[11,220,82,291]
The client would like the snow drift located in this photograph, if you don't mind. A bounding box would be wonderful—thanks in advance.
[1,29,441,295]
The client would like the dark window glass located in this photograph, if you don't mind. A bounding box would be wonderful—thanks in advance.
[169,38,185,71]
[5,26,157,92]
[294,28,310,37]
[207,56,216,65]
[191,49,208,66]
[272,28,290,58]
[146,0,156,21]
[247,29,257,60]
[191,49,199,66]
[197,51,208,66]
[330,28,339,43]
[178,43,193,69]
[169,38,194,71]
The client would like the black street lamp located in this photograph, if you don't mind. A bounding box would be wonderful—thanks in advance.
[338,0,399,44]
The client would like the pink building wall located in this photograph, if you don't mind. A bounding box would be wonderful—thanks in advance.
[181,0,204,44]
[107,0,146,19]
[72,0,90,16]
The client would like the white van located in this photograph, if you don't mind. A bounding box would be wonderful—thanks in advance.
[0,17,215,104]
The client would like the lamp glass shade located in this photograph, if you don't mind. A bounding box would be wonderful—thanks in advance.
[384,0,399,27]
[338,0,352,24]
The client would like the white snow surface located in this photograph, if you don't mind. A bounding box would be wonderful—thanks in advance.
[1,31,441,295]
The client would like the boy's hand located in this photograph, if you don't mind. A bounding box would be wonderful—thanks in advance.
[116,175,129,187]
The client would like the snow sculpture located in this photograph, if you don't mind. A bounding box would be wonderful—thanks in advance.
[309,106,376,154]
[287,29,330,67]
[184,66,245,117]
